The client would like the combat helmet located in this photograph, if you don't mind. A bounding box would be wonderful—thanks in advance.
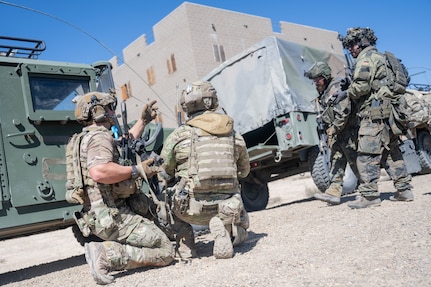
[74,92,117,125]
[341,27,377,49]
[305,62,332,81]
[181,80,218,116]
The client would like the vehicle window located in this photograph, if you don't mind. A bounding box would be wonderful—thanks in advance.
[29,76,90,111]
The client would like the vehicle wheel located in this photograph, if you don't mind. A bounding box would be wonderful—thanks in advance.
[308,146,331,192]
[416,131,431,172]
[71,224,102,246]
[341,163,358,195]
[240,180,269,212]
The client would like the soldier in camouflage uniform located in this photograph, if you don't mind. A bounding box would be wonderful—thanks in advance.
[160,81,250,259]
[305,62,360,205]
[342,27,414,209]
[69,92,174,285]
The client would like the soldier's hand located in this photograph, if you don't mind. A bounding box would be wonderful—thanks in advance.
[136,158,160,178]
[328,91,347,106]
[340,77,350,91]
[141,100,158,124]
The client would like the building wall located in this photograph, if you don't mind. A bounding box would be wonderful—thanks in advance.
[111,2,344,128]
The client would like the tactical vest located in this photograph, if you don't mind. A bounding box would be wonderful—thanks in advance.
[187,127,238,194]
[65,126,123,206]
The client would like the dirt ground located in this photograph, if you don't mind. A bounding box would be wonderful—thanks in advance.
[1,171,430,287]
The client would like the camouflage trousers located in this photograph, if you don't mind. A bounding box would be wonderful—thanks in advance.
[88,199,174,271]
[326,127,360,197]
[169,192,249,257]
[356,119,412,197]
[172,192,249,228]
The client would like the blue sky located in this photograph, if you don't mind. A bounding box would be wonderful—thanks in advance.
[1,0,430,86]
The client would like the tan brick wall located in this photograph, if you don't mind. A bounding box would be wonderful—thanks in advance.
[111,2,344,128]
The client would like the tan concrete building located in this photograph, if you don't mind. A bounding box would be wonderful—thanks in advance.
[111,2,344,128]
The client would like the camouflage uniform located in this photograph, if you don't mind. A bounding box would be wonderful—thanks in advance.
[78,125,174,271]
[161,111,250,258]
[318,77,360,199]
[347,46,412,199]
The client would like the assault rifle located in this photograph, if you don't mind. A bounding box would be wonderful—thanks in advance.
[112,101,163,166]
[112,101,166,196]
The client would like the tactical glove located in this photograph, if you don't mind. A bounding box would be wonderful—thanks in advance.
[340,77,350,91]
[136,158,160,178]
[328,90,347,106]
[141,100,159,124]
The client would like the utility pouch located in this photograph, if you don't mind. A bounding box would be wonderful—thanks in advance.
[66,187,85,204]
[188,198,203,216]
[73,211,91,237]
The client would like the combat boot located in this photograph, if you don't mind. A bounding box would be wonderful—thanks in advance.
[347,195,381,209]
[84,242,114,285]
[232,225,248,246]
[390,189,414,202]
[209,217,233,259]
[313,192,341,205]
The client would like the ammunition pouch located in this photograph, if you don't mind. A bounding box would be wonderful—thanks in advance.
[360,99,392,120]
[174,189,191,215]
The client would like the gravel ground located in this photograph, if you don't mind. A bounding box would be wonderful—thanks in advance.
[1,172,430,287]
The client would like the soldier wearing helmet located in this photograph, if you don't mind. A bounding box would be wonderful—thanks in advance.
[306,62,360,205]
[341,27,413,209]
[68,92,174,284]
[160,80,250,259]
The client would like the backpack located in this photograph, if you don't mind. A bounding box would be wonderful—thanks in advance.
[382,51,429,134]
[384,51,410,95]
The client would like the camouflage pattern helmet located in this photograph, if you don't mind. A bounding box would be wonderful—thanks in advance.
[342,27,377,48]
[74,92,117,124]
[305,62,332,80]
[181,80,218,116]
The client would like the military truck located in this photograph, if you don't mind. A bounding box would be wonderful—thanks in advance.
[0,36,165,241]
[204,36,431,212]
[202,36,352,211]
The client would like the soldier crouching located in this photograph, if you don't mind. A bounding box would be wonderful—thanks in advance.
[160,81,250,259]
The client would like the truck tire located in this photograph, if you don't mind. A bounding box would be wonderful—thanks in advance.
[308,146,331,192]
[240,180,269,212]
[416,130,431,171]
[308,146,357,194]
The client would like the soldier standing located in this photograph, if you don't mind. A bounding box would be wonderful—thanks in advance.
[160,81,250,259]
[68,92,174,285]
[342,27,414,209]
[305,62,360,205]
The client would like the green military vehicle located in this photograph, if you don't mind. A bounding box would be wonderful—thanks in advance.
[0,36,165,242]
[203,36,356,211]
[0,35,114,240]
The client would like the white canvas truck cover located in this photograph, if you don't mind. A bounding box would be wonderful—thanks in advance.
[204,36,346,135]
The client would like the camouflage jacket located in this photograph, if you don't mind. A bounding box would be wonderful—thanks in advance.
[347,46,393,116]
[160,111,250,186]
[318,77,356,134]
